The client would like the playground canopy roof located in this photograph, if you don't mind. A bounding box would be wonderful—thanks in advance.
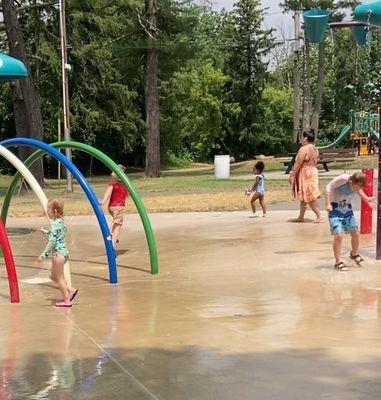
[355,1,381,27]
[0,53,27,81]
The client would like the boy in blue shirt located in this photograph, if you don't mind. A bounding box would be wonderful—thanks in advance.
[326,172,376,271]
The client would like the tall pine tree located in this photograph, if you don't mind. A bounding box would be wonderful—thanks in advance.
[222,0,274,158]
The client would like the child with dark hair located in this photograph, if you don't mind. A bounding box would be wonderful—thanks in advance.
[290,130,323,223]
[246,161,267,218]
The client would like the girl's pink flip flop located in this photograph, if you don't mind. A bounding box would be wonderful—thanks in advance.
[55,300,72,307]
[69,289,78,302]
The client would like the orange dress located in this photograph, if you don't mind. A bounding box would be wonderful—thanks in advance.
[291,144,321,203]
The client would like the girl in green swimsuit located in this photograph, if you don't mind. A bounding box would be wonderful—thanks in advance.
[38,198,78,307]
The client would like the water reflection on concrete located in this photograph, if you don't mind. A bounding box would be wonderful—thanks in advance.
[2,212,381,399]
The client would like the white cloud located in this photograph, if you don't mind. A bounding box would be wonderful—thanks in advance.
[211,0,294,40]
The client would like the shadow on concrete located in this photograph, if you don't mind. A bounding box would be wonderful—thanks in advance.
[2,346,381,399]
[6,227,36,237]
[14,254,151,276]
[10,262,109,283]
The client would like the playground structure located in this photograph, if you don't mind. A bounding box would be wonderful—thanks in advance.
[349,111,379,155]
[0,52,158,304]
[286,110,379,174]
[0,138,158,303]
[0,144,49,303]
[303,2,381,259]
[1,0,380,303]
[318,110,379,154]
[303,5,379,46]
[302,5,381,153]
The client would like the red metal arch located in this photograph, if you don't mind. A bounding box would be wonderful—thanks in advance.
[0,218,19,303]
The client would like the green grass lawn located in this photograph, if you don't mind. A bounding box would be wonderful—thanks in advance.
[1,155,378,216]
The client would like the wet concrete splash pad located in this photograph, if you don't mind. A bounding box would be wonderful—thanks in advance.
[1,211,381,399]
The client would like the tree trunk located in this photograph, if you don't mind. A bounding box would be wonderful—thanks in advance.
[311,42,325,136]
[2,0,45,186]
[302,37,311,131]
[144,0,161,177]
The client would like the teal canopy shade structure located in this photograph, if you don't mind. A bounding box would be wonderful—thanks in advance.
[354,1,381,27]
[352,26,372,45]
[303,9,330,43]
[0,53,27,81]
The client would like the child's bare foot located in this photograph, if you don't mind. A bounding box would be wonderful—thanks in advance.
[313,216,324,223]
[289,218,305,222]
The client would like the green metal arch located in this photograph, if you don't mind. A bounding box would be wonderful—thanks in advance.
[1,140,158,274]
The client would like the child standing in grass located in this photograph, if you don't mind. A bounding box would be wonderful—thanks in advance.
[246,161,267,218]
[326,171,376,271]
[38,198,77,307]
[100,164,129,246]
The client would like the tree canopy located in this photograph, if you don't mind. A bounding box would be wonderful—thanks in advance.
[0,0,379,171]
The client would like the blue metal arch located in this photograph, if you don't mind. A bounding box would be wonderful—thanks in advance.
[1,138,117,283]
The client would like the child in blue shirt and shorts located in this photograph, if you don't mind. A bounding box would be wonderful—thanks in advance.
[326,171,376,271]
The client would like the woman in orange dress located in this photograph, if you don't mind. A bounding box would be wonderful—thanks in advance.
[289,131,323,223]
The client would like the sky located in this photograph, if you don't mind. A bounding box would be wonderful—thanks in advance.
[212,0,294,40]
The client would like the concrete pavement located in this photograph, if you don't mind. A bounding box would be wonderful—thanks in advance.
[1,211,381,399]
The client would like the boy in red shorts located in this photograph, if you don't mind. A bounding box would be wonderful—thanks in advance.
[100,164,129,246]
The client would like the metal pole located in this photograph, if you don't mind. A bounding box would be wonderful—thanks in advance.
[59,0,73,192]
[376,99,381,258]
[360,168,374,234]
[292,10,301,143]
[57,118,61,188]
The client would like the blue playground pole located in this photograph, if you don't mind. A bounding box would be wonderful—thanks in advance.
[0,138,118,284]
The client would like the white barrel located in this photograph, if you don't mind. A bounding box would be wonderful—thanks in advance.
[214,155,230,179]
